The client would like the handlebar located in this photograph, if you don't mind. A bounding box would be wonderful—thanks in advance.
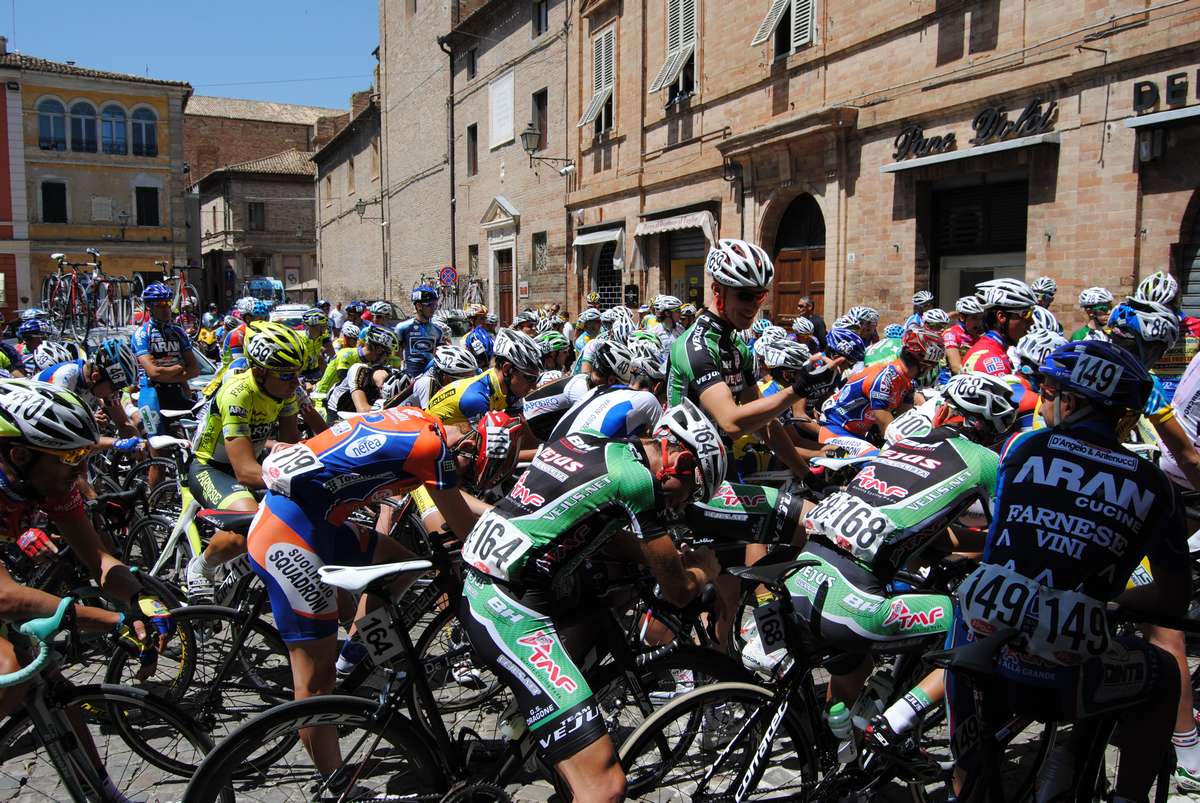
[0,596,74,687]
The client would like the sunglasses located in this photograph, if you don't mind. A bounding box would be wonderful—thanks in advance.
[1038,383,1062,402]
[270,371,300,382]
[735,290,769,305]
[1085,305,1112,315]
[657,437,698,480]
[28,444,91,466]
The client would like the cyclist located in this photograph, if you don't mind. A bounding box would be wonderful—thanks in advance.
[364,300,396,329]
[1030,304,1062,335]
[395,286,446,377]
[322,327,405,422]
[201,302,220,330]
[513,310,539,337]
[336,321,360,351]
[1071,286,1115,341]
[792,315,820,353]
[864,324,901,366]
[904,290,934,329]
[680,302,697,329]
[1008,328,1067,430]
[1030,275,1057,308]
[301,307,335,376]
[650,295,685,351]
[184,322,306,602]
[536,330,570,374]
[948,340,1188,803]
[32,341,78,373]
[463,304,495,370]
[571,308,602,373]
[818,327,942,456]
[131,282,199,439]
[426,328,542,428]
[15,319,49,376]
[847,305,880,345]
[961,279,1037,376]
[313,324,400,401]
[38,338,142,452]
[549,340,662,440]
[755,339,814,436]
[944,296,985,375]
[402,344,479,409]
[459,399,726,803]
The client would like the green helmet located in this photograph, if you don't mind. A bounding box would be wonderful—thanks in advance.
[535,330,569,355]
[630,330,662,348]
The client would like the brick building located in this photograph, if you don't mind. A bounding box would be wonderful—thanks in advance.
[196,149,317,307]
[563,0,1200,335]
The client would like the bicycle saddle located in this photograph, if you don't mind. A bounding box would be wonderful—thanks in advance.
[924,628,1020,678]
[159,408,196,420]
[728,559,819,591]
[196,509,257,534]
[319,561,434,594]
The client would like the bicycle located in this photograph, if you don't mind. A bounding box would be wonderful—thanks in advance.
[151,259,200,333]
[42,252,95,340]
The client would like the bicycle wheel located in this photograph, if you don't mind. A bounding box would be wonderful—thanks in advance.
[41,274,56,310]
[182,695,445,802]
[619,681,817,802]
[0,683,229,801]
[407,601,507,725]
[119,512,177,581]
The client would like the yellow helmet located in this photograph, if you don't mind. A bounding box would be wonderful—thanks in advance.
[245,321,308,372]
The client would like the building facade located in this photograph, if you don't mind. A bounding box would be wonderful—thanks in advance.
[1,46,191,307]
[563,0,1200,334]
[196,149,317,307]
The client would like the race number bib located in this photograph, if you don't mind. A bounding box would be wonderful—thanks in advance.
[804,492,894,563]
[353,608,405,666]
[959,564,1037,637]
[752,600,787,653]
[461,513,533,581]
[262,443,323,496]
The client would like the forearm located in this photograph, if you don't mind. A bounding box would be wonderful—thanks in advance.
[946,350,964,374]
[350,388,373,413]
[765,419,808,476]
[713,390,799,438]
[1155,417,1200,491]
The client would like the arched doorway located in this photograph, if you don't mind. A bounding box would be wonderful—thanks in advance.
[771,194,825,325]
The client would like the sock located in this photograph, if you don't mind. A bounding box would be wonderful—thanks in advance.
[1174,727,1200,774]
[882,688,933,734]
[198,553,220,575]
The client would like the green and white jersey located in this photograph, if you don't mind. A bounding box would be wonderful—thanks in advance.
[666,310,755,407]
[460,432,665,595]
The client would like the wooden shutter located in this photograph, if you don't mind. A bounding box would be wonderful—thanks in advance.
[577,29,615,127]
[649,0,684,93]
[751,0,789,46]
[792,0,813,48]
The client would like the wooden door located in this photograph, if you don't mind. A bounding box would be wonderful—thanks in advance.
[497,249,514,326]
[772,247,825,326]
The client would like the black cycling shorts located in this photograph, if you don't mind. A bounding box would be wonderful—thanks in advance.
[188,460,255,508]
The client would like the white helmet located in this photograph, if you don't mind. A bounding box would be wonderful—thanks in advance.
[34,341,77,371]
[1109,298,1180,348]
[1012,329,1068,371]
[653,295,683,314]
[921,308,951,328]
[981,279,1037,310]
[705,238,774,289]
[759,325,788,345]
[846,305,879,325]
[599,309,617,325]
[955,296,985,316]
[1135,271,1179,305]
[486,313,499,325]
[1030,276,1058,297]
[832,315,858,330]
[1029,305,1063,335]
[537,370,564,385]
[493,328,543,374]
[368,300,397,318]
[591,339,634,382]
[0,379,99,451]
[360,324,400,354]
[655,398,727,502]
[434,345,480,378]
[792,316,814,336]
[761,339,811,371]
[629,339,666,380]
[912,290,934,306]
[340,322,361,341]
[609,315,634,343]
[578,308,602,324]
[940,373,1019,438]
[1078,287,1114,308]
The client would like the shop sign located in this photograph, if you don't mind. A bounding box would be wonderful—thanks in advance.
[892,125,956,161]
[1133,71,1199,114]
[970,98,1056,145]
[518,281,529,299]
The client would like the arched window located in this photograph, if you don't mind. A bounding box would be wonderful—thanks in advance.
[131,108,157,157]
[69,101,97,153]
[101,105,127,154]
[37,98,66,151]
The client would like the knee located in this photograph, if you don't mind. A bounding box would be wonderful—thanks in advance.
[0,639,21,676]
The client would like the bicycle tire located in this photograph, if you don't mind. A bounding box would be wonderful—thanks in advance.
[619,681,818,802]
[119,512,177,579]
[182,694,446,802]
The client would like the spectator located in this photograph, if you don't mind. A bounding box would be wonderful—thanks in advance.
[329,302,346,332]
[796,296,827,344]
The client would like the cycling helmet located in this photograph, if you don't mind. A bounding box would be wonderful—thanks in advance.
[411,285,439,305]
[792,317,814,336]
[901,327,946,366]
[1078,287,1115,308]
[825,328,866,363]
[16,319,45,339]
[630,330,663,348]
[360,324,400,355]
[245,321,308,372]
[346,300,366,314]
[340,322,361,341]
[912,290,934,306]
[759,326,788,345]
[368,300,396,318]
[578,308,602,324]
[513,310,538,327]
[302,308,328,327]
[1030,276,1058,298]
[236,297,255,314]
[1012,329,1068,372]
[486,313,499,325]
[536,331,570,355]
[249,299,270,319]
[654,398,727,502]
[1134,271,1179,305]
[610,315,634,343]
[433,345,480,378]
[750,319,772,336]
[955,296,985,316]
[654,295,683,314]
[761,339,812,372]
[680,303,697,316]
[590,340,634,382]
[317,299,331,310]
[846,306,879,325]
[34,341,75,371]
[142,282,172,302]
[1039,340,1152,410]
[464,303,486,318]
[493,328,543,374]
[538,370,565,385]
[1029,305,1063,335]
[1107,299,1180,366]
[376,368,413,409]
[94,338,137,388]
[832,315,858,331]
[0,379,99,452]
[459,411,523,491]
[705,238,774,289]
[921,308,951,328]
[599,309,617,325]
[981,279,1037,310]
[883,324,905,339]
[629,340,665,380]
[939,373,1019,441]
[638,304,650,314]
[19,308,46,321]
[222,314,239,330]
[585,291,601,305]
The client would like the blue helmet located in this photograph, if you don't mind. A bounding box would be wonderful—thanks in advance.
[16,319,45,338]
[94,338,137,388]
[884,323,905,339]
[249,299,270,318]
[316,298,331,310]
[750,319,772,335]
[825,328,866,363]
[142,282,172,301]
[411,285,439,305]
[1039,340,1152,411]
[346,300,365,314]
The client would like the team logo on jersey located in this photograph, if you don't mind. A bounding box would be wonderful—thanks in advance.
[854,466,908,499]
[510,476,546,507]
[882,599,944,631]
[710,484,765,508]
[982,356,1006,374]
[537,447,583,473]
[345,434,386,458]
[516,630,578,693]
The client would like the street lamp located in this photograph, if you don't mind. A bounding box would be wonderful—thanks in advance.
[520,122,575,174]
[117,210,130,240]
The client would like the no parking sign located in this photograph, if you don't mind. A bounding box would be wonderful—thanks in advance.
[439,266,458,285]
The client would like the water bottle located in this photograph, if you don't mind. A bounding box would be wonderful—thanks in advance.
[827,701,857,764]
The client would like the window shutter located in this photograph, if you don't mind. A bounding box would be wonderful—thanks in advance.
[751,0,790,46]
[680,0,695,45]
[792,0,813,48]
[666,0,682,53]
[649,0,695,94]
[578,29,616,127]
[603,29,615,88]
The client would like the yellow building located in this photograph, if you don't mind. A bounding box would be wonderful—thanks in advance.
[0,43,192,310]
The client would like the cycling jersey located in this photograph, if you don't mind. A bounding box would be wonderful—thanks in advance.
[641,314,659,331]
[132,318,193,388]
[903,312,923,329]
[0,465,83,542]
[463,325,495,370]
[313,347,402,397]
[522,373,591,441]
[191,369,299,467]
[651,320,685,353]
[864,337,901,367]
[961,331,1012,376]
[221,324,246,367]
[942,323,976,354]
[394,317,445,377]
[1069,324,1098,342]
[819,360,913,440]
[425,367,512,426]
[37,359,96,407]
[1161,350,1200,487]
[402,370,443,410]
[666,310,755,407]
[547,384,662,441]
[570,332,593,374]
[248,406,457,641]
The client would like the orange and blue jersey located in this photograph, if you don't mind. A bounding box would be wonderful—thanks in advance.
[961,331,1012,376]
[819,360,912,437]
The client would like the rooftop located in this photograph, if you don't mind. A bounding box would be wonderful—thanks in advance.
[0,51,191,90]
[200,149,317,182]
[186,95,346,125]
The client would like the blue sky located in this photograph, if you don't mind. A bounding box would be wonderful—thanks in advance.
[8,1,378,110]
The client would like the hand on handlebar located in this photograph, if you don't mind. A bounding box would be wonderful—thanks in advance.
[17,528,58,562]
[681,544,722,584]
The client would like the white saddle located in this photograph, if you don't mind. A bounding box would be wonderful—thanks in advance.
[318,560,433,593]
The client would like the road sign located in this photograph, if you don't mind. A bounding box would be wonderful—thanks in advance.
[439,266,458,285]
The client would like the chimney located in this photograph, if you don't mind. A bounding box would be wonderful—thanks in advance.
[0,37,7,56]
[350,90,371,118]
